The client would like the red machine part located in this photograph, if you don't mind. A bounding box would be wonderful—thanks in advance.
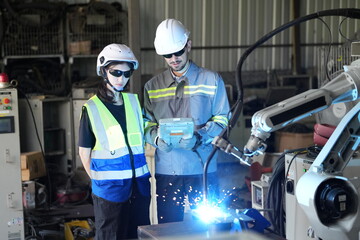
[313,123,336,147]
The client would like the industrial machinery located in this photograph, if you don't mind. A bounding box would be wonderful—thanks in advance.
[242,59,360,239]
[296,97,360,240]
[285,153,360,240]
[0,87,25,239]
[203,11,360,240]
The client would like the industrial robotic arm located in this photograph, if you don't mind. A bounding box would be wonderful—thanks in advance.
[243,62,360,239]
[243,64,360,159]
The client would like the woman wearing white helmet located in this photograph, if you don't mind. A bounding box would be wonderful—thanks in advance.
[79,43,151,239]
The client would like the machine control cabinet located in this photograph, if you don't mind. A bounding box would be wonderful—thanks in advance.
[285,153,314,240]
[0,88,25,240]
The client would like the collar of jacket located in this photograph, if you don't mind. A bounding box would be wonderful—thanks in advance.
[164,60,200,88]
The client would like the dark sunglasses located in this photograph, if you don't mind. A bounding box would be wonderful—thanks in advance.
[162,47,186,59]
[108,69,133,78]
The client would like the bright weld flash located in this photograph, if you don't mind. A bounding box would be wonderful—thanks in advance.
[194,204,230,224]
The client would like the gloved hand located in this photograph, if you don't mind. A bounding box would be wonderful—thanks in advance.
[155,136,173,152]
[178,132,201,150]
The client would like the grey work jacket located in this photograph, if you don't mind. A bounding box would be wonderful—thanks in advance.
[143,61,230,175]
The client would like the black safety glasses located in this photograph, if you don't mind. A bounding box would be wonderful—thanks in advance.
[162,47,186,59]
[108,69,133,78]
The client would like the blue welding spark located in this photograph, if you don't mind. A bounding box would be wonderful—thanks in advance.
[193,204,231,224]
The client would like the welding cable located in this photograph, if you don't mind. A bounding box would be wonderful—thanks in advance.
[229,8,360,134]
[339,17,353,42]
[203,145,218,202]
[203,7,360,204]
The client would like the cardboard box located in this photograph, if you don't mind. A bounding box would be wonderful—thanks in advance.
[275,132,314,152]
[21,151,46,181]
[68,41,91,55]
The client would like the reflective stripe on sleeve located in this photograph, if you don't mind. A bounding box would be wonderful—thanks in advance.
[212,116,229,126]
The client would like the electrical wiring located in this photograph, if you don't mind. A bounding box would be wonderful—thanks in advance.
[266,153,285,236]
[306,145,322,159]
[266,148,307,237]
[25,222,42,240]
[284,149,308,184]
[267,146,321,237]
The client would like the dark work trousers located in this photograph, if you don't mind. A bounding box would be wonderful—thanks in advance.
[92,185,150,240]
[155,172,218,224]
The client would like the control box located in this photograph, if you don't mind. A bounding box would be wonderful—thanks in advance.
[0,88,25,239]
[285,153,314,240]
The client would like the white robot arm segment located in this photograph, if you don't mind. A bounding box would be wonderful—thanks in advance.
[244,66,360,158]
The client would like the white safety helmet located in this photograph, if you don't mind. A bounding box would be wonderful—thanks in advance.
[154,19,190,55]
[96,43,139,76]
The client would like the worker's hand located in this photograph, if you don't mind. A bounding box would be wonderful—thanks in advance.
[178,132,201,150]
[155,137,173,152]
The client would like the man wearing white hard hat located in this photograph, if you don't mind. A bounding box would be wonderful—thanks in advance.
[144,19,230,223]
[79,43,151,239]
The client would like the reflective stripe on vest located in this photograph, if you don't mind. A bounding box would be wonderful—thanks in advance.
[85,93,149,180]
[91,164,149,180]
[91,145,144,159]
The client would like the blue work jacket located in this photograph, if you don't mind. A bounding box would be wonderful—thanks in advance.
[143,61,230,175]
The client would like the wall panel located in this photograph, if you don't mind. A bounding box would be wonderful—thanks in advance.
[139,0,292,75]
[138,0,359,77]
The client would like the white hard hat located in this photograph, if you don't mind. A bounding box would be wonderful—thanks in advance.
[96,43,139,76]
[154,19,190,55]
